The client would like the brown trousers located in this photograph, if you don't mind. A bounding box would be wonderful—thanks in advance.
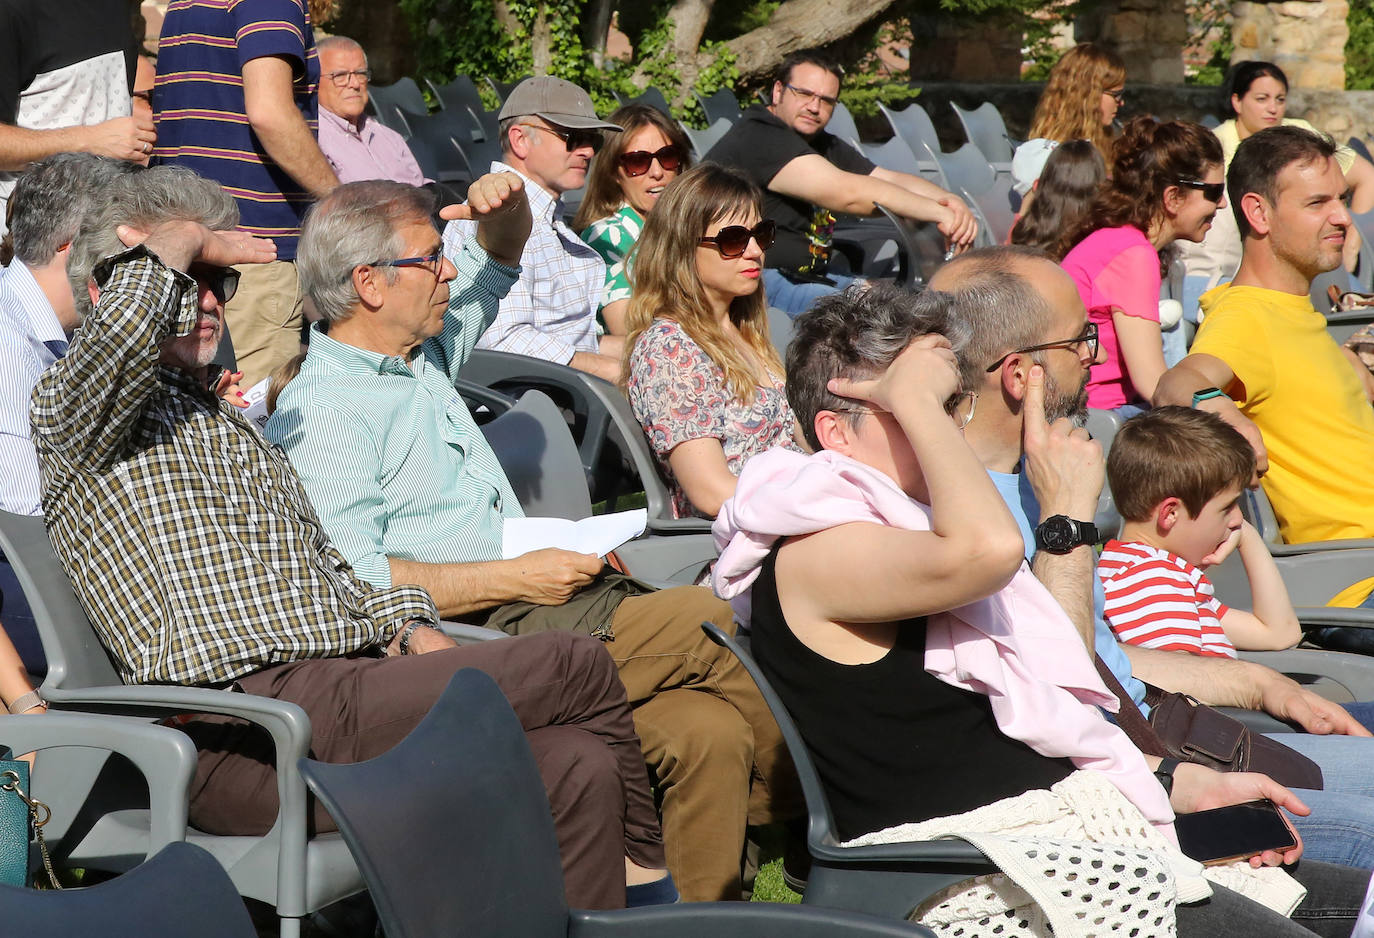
[183,631,663,910]
[492,582,799,901]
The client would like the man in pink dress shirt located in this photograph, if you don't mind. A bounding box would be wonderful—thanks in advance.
[315,36,428,186]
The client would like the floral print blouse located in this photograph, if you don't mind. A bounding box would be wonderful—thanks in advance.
[580,203,643,312]
[627,318,801,518]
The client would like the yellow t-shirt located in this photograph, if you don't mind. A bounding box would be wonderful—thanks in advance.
[1194,283,1374,604]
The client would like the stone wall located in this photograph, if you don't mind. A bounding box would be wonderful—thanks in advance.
[1076,0,1189,84]
[905,80,1374,150]
[1231,0,1349,90]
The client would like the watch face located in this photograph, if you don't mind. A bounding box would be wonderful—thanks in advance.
[1040,518,1074,551]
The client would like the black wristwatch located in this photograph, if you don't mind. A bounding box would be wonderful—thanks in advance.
[1153,757,1181,797]
[1033,514,1099,554]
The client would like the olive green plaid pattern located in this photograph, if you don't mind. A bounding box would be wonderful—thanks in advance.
[31,248,437,686]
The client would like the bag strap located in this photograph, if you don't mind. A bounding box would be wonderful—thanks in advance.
[1093,654,1168,758]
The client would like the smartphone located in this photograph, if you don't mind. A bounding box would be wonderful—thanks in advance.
[1174,799,1298,865]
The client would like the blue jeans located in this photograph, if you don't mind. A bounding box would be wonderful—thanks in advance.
[762,269,856,317]
[1268,730,1374,868]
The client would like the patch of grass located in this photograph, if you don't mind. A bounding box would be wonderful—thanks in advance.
[750,857,803,904]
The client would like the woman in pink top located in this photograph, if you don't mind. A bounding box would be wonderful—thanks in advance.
[1060,118,1225,413]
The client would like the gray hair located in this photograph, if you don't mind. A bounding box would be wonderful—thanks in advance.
[69,166,238,320]
[297,180,437,323]
[929,246,1058,391]
[315,34,367,63]
[786,281,972,451]
[11,154,140,266]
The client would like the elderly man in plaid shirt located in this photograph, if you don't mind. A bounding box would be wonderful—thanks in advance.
[30,165,672,911]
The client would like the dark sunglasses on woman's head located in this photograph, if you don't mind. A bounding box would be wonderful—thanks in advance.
[698,219,776,258]
[1177,178,1225,203]
[617,145,684,177]
[189,263,240,303]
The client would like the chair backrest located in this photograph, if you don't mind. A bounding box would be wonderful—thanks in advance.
[684,117,733,159]
[768,307,795,356]
[696,87,741,125]
[299,669,570,938]
[1085,408,1125,541]
[858,136,927,180]
[426,74,484,116]
[949,101,1013,166]
[699,623,845,850]
[625,87,673,116]
[932,142,996,198]
[825,101,861,147]
[880,102,942,159]
[0,511,123,691]
[367,77,428,134]
[484,75,529,104]
[872,203,947,289]
[2,841,256,938]
[1239,483,1283,545]
[480,390,594,521]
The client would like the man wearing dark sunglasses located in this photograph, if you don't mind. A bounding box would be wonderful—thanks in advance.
[444,76,630,383]
[706,49,978,315]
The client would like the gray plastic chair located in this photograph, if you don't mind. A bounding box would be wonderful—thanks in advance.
[617,86,673,117]
[1085,408,1124,541]
[395,107,472,184]
[2,841,257,938]
[695,87,741,125]
[485,75,529,104]
[858,135,941,184]
[825,100,862,148]
[367,77,428,135]
[871,203,948,289]
[879,103,943,164]
[684,117,733,159]
[949,101,1014,172]
[699,623,994,920]
[301,668,936,938]
[426,74,484,116]
[481,389,595,521]
[0,510,361,938]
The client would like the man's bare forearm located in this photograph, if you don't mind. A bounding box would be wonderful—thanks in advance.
[1030,548,1096,649]
[1122,642,1264,709]
[388,556,522,617]
[241,57,338,198]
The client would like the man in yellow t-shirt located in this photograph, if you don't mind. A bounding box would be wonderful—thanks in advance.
[1156,124,1374,607]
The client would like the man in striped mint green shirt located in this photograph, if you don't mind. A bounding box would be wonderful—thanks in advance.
[268,176,796,902]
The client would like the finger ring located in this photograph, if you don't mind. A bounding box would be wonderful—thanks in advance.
[143,142,151,154]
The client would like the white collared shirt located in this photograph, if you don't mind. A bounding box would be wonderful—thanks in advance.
[442,161,603,364]
[0,259,66,514]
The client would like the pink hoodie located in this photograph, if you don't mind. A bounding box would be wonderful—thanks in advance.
[712,447,1176,838]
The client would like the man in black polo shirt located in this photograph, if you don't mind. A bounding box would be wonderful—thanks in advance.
[707,50,975,315]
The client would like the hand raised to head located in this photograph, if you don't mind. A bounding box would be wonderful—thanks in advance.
[117,222,276,274]
[1021,364,1103,521]
[826,333,959,417]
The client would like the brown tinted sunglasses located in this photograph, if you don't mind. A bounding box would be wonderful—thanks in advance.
[617,145,685,177]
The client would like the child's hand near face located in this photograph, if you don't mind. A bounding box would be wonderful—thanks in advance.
[1198,520,1246,569]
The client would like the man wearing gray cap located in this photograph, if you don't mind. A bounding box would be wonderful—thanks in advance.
[443,76,626,381]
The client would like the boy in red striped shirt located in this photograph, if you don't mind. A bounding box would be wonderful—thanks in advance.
[1098,406,1302,657]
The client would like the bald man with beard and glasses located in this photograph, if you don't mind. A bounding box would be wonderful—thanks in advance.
[929,244,1374,870]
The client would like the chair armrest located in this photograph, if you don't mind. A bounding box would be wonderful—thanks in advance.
[1269,538,1374,556]
[0,713,198,852]
[41,683,312,912]
[1295,607,1374,630]
[571,904,936,937]
[439,622,510,643]
[644,517,715,534]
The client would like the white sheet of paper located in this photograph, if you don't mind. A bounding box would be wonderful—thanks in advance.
[501,509,648,559]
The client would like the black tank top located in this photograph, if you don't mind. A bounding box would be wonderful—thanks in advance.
[751,545,1074,842]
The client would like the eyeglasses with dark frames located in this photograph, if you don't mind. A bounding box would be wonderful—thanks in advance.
[618,145,684,177]
[785,84,839,108]
[371,252,445,277]
[698,220,776,258]
[1176,178,1225,203]
[324,68,372,87]
[518,122,605,154]
[189,263,241,304]
[985,322,1099,373]
[1104,88,1125,105]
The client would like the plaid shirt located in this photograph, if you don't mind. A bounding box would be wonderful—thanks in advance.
[31,247,437,686]
[445,162,603,364]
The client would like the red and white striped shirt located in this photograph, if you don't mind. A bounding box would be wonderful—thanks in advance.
[1097,539,1237,658]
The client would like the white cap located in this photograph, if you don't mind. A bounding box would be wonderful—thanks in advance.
[1011,138,1060,196]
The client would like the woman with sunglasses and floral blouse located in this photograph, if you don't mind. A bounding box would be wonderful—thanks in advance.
[623,163,805,519]
[1060,117,1225,416]
[574,105,691,337]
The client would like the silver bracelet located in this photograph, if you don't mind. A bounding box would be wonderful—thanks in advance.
[397,621,438,656]
[7,689,44,714]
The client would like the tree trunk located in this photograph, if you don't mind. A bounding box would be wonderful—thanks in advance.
[531,3,553,75]
[725,0,901,81]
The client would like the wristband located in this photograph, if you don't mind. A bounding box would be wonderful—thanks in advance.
[1191,387,1228,408]
[1153,757,1180,797]
[7,689,44,714]
[397,621,438,656]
